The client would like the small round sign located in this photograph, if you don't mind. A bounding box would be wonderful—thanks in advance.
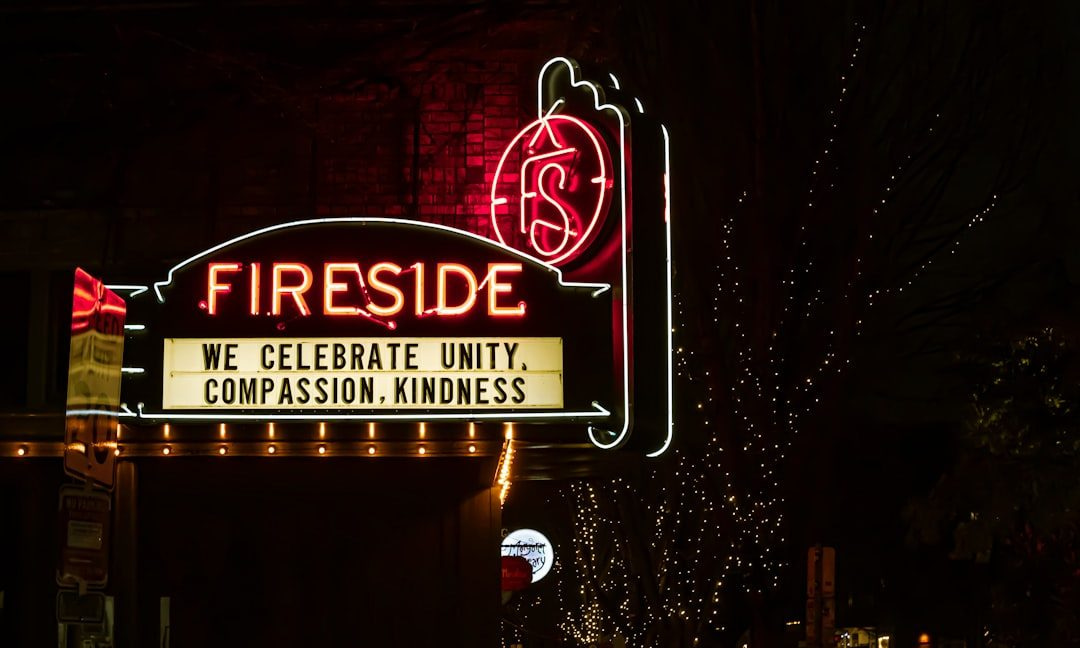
[500,528,554,583]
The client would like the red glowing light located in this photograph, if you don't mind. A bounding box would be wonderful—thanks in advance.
[367,262,405,316]
[413,262,425,316]
[271,263,313,316]
[207,263,242,315]
[249,262,261,315]
[323,262,364,316]
[436,263,478,316]
[486,263,526,316]
[490,114,613,266]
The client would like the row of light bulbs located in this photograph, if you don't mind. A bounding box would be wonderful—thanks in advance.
[160,442,477,456]
[10,441,481,457]
[155,420,480,440]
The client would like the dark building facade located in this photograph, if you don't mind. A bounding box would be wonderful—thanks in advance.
[0,4,635,646]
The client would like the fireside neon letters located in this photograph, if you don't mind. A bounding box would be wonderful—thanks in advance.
[324,263,364,316]
[366,262,404,316]
[207,263,241,315]
[272,263,313,316]
[206,261,526,319]
[436,264,478,316]
[487,263,527,316]
[249,262,261,315]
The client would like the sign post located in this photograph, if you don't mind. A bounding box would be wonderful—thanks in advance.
[56,590,106,624]
[806,545,836,647]
[59,268,125,640]
[57,486,111,591]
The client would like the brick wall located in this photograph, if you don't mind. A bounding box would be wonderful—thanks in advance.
[0,20,581,272]
[314,58,526,234]
[0,56,532,271]
[0,8,593,407]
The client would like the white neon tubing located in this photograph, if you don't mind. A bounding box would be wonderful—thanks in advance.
[531,57,631,450]
[129,400,611,423]
[106,284,149,297]
[149,217,609,302]
[68,408,125,417]
[646,124,674,458]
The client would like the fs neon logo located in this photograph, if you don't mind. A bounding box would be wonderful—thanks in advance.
[490,113,613,266]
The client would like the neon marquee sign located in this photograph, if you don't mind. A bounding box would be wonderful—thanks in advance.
[115,217,615,422]
[111,56,673,458]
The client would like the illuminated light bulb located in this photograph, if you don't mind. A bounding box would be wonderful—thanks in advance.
[468,444,476,453]
[367,422,375,439]
[419,422,426,438]
[367,445,376,455]
[163,423,170,439]
[268,422,275,439]
[114,447,121,456]
[219,423,227,439]
[267,444,276,455]
[496,433,515,506]
[162,446,171,456]
[319,422,326,439]
[16,446,26,456]
[418,446,426,455]
[218,445,227,456]
[317,444,326,455]
[468,422,476,438]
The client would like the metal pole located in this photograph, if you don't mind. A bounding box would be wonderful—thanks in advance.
[815,544,824,648]
[113,462,138,647]
[26,270,49,408]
